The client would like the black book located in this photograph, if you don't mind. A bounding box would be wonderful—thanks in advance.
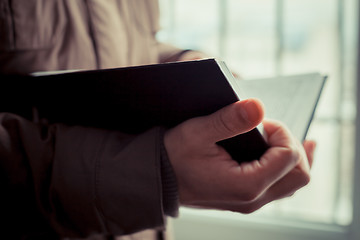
[0,59,326,163]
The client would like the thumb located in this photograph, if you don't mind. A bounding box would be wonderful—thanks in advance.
[199,98,265,143]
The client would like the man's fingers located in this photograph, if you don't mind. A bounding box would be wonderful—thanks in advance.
[228,120,300,196]
[196,98,265,143]
[303,140,316,168]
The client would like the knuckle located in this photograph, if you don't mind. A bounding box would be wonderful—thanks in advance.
[236,182,264,202]
[242,191,259,202]
[212,111,236,136]
[283,192,295,199]
[240,207,256,214]
[283,146,301,164]
[300,171,311,186]
[238,204,261,214]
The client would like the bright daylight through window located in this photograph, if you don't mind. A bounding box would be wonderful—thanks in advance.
[158,0,359,239]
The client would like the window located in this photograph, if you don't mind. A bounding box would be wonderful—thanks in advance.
[158,0,360,239]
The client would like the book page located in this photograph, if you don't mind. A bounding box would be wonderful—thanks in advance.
[237,73,326,141]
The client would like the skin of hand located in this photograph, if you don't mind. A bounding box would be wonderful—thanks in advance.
[164,98,316,213]
[177,50,209,62]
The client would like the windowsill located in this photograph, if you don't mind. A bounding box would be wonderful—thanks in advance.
[173,207,348,240]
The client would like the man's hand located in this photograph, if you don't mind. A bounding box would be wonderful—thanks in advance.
[176,50,209,62]
[164,98,315,213]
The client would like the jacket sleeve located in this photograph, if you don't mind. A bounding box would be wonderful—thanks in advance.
[0,112,178,238]
[156,41,190,63]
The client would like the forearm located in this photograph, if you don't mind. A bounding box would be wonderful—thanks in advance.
[0,113,178,238]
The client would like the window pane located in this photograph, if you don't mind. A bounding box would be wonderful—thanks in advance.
[281,0,340,119]
[225,0,277,78]
[158,0,221,56]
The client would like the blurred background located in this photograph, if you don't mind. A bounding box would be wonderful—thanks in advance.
[157,0,360,239]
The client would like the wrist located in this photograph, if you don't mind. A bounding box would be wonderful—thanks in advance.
[159,128,180,217]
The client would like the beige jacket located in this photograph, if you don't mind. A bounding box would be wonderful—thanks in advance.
[0,0,186,239]
[0,0,184,74]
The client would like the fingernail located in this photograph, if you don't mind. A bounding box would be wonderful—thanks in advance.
[241,99,262,123]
